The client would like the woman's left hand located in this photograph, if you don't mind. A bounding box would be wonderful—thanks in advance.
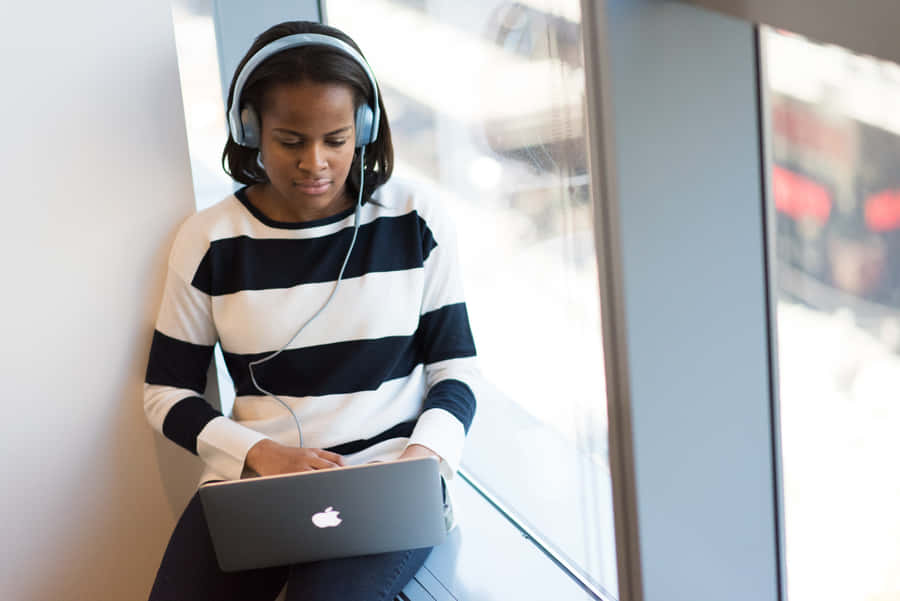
[397,443,440,461]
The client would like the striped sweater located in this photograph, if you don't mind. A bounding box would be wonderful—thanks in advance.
[144,178,478,486]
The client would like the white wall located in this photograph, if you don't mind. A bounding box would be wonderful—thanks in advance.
[0,2,203,599]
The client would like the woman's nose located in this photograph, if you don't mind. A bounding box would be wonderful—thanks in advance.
[299,143,327,170]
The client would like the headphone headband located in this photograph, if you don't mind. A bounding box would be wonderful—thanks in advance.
[228,32,381,148]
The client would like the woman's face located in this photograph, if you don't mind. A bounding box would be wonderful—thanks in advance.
[257,80,357,220]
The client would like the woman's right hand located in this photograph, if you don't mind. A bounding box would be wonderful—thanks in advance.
[245,438,345,477]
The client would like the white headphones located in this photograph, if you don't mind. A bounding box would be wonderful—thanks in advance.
[228,32,381,149]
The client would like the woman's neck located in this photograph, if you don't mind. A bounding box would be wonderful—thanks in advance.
[246,183,352,223]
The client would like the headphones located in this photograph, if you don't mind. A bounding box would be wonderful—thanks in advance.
[227,32,381,149]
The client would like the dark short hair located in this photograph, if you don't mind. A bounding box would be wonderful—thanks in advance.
[222,21,393,202]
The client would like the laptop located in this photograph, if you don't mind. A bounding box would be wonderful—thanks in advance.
[198,456,447,572]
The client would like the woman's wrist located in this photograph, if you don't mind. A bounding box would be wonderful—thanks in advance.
[245,438,279,474]
[399,443,441,461]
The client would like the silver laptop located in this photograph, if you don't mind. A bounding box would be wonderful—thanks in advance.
[198,456,447,572]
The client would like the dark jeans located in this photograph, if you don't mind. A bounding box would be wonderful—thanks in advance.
[148,492,432,601]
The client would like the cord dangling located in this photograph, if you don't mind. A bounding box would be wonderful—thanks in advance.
[248,146,367,448]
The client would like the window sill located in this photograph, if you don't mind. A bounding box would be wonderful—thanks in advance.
[402,472,612,601]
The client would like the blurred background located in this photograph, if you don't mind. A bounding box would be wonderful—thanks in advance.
[764,27,900,601]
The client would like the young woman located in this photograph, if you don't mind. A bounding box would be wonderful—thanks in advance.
[143,20,478,600]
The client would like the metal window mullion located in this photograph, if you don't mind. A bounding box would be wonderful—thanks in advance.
[579,1,644,600]
[754,25,789,601]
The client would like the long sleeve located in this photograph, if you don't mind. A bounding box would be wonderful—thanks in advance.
[144,221,268,481]
[407,202,479,478]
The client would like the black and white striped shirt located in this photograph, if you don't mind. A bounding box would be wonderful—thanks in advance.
[144,178,478,485]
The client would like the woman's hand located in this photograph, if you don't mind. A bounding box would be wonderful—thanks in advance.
[397,443,441,462]
[245,438,345,477]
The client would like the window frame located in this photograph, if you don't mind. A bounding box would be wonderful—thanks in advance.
[581,3,780,601]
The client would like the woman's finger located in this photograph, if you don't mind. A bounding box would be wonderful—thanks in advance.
[316,450,345,466]
[310,455,340,470]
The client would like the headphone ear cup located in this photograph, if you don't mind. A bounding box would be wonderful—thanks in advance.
[354,104,376,147]
[240,105,261,148]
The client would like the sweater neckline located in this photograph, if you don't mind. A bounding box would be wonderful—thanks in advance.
[234,186,356,230]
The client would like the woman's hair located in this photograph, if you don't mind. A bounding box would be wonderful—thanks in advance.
[222,21,393,201]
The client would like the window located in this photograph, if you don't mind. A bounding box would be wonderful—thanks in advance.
[764,27,900,601]
[170,0,234,212]
[325,0,616,595]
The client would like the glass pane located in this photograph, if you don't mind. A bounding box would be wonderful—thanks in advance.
[764,27,900,601]
[170,0,239,416]
[170,0,235,211]
[325,0,616,595]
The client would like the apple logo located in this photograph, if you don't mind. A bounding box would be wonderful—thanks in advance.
[311,506,343,529]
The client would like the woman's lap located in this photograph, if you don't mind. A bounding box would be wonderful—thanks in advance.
[148,492,431,601]
[286,546,431,600]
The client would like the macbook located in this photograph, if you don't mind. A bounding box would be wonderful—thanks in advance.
[198,456,447,571]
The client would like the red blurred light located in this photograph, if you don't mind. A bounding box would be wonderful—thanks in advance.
[772,165,831,225]
[865,189,900,232]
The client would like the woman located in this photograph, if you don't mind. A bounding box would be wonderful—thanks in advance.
[144,20,478,600]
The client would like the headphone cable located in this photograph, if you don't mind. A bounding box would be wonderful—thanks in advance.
[248,146,367,448]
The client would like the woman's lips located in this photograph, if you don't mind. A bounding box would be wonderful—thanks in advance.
[294,179,331,194]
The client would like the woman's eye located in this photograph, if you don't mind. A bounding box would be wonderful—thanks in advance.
[278,139,345,148]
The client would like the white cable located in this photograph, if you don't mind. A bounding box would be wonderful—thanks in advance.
[248,147,367,448]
